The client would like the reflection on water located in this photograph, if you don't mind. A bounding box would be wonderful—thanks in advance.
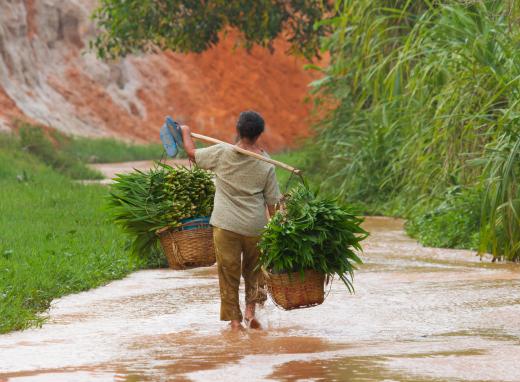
[1,217,519,381]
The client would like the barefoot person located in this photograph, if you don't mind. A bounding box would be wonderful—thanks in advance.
[180,111,281,330]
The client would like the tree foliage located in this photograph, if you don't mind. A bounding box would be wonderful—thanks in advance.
[92,0,335,59]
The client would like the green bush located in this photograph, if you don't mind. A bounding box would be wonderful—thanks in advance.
[406,187,482,250]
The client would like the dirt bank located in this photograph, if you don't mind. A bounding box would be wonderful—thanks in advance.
[0,1,318,150]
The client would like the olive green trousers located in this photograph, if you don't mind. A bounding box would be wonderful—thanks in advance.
[213,227,267,321]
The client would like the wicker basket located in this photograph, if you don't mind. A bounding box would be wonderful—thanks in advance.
[264,269,326,310]
[158,218,215,270]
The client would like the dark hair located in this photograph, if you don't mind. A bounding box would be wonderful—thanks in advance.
[236,110,265,141]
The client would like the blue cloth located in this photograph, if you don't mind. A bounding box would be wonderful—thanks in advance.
[160,116,184,157]
[160,122,178,157]
[166,116,184,150]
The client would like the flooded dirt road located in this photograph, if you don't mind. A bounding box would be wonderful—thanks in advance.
[1,217,519,381]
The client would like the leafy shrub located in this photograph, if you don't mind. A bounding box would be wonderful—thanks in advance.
[92,1,334,59]
[259,185,367,292]
[406,187,482,250]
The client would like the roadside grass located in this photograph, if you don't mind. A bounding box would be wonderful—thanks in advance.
[309,1,519,259]
[18,122,169,171]
[0,132,145,334]
[63,136,165,164]
[275,147,481,249]
[19,125,103,180]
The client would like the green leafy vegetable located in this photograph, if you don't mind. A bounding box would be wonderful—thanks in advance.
[259,185,368,292]
[108,163,215,259]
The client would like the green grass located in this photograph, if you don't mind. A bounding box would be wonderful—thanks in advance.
[16,122,172,179]
[19,124,103,180]
[0,132,145,334]
[63,136,165,164]
[19,120,170,169]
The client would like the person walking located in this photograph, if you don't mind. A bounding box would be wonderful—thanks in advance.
[180,111,281,330]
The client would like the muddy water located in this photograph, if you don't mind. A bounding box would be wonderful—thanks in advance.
[1,217,519,382]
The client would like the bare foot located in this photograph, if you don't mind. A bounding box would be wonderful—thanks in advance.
[245,303,255,319]
[246,318,262,330]
[245,303,262,330]
[229,320,245,331]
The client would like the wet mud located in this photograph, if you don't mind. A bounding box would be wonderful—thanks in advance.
[1,217,519,381]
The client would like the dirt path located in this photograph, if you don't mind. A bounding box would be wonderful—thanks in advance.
[1,217,519,382]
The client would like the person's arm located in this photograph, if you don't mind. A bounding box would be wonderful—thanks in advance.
[267,204,277,218]
[182,127,222,171]
[264,166,282,219]
[180,125,196,162]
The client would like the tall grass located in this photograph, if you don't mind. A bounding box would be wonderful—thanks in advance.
[312,1,520,260]
[477,133,520,260]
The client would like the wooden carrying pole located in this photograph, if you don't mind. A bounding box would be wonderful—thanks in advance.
[191,132,301,175]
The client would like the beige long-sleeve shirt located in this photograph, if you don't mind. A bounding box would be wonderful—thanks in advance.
[195,143,281,237]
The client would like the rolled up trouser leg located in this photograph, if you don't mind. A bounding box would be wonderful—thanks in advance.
[241,235,267,306]
[213,227,243,321]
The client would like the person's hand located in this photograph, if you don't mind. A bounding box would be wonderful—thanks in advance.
[180,125,196,161]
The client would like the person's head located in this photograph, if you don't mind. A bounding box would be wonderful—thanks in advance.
[236,110,265,143]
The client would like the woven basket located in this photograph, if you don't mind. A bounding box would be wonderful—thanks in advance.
[264,269,326,310]
[158,218,215,270]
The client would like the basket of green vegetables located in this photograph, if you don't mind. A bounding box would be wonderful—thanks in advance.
[108,163,216,269]
[258,185,367,310]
